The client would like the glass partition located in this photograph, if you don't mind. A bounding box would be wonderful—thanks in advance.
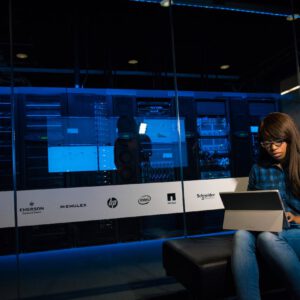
[0,91,17,299]
[9,1,184,299]
[280,3,300,122]
[0,2,18,299]
[2,0,300,299]
[172,0,298,234]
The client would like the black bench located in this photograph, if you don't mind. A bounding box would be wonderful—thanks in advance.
[162,234,286,299]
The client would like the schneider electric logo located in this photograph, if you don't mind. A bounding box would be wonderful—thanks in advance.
[107,197,118,208]
[19,202,44,215]
[138,195,151,205]
[197,193,215,200]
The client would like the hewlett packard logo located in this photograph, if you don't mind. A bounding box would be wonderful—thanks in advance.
[107,197,118,208]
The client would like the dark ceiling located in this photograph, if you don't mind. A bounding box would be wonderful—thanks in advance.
[0,0,299,92]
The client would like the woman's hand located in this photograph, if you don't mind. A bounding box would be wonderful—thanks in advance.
[285,212,300,224]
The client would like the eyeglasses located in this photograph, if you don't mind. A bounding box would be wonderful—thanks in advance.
[260,139,285,149]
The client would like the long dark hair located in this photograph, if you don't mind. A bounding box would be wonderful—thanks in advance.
[258,112,300,198]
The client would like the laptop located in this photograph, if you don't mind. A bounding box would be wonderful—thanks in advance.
[219,190,290,232]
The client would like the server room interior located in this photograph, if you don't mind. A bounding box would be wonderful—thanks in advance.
[1,0,300,299]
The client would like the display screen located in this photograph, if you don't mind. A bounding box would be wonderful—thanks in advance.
[47,117,187,172]
[250,125,259,133]
[48,146,98,172]
[142,118,186,143]
[138,118,187,168]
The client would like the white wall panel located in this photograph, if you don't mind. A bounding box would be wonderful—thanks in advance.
[0,177,248,228]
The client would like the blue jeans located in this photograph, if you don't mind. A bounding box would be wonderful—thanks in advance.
[232,230,261,300]
[232,229,300,300]
[258,229,300,299]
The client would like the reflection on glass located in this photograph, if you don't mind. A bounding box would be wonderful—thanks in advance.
[47,116,187,184]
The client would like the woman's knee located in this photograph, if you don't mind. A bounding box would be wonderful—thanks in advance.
[234,230,254,240]
[257,231,279,251]
[234,230,256,250]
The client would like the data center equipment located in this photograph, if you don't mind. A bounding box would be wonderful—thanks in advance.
[0,87,281,253]
[248,100,278,163]
[0,95,12,191]
[18,93,66,189]
[136,97,178,183]
[196,100,232,179]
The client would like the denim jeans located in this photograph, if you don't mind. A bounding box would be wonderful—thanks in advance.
[232,229,300,300]
[258,229,300,299]
[232,230,261,300]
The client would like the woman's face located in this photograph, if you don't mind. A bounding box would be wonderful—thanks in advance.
[261,140,288,162]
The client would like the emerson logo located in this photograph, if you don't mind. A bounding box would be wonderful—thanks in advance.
[19,202,44,215]
[197,193,215,200]
[107,197,118,208]
[138,195,151,205]
[60,203,87,209]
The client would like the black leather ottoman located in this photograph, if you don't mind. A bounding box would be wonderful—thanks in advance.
[162,234,285,299]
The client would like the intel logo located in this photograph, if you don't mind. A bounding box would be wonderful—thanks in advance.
[138,195,151,205]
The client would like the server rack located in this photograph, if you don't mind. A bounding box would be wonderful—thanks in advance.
[63,93,118,246]
[18,93,66,189]
[196,100,232,179]
[136,97,177,183]
[248,100,278,163]
[0,95,12,191]
[0,88,282,253]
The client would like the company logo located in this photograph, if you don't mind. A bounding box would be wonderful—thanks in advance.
[107,197,118,208]
[60,203,87,209]
[138,195,151,205]
[19,202,45,215]
[167,193,176,204]
[197,193,215,200]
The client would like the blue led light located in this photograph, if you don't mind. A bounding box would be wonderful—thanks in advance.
[250,126,259,133]
[26,114,61,117]
[26,104,61,107]
[130,0,289,17]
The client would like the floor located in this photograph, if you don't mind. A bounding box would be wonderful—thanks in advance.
[0,239,187,300]
[0,237,290,300]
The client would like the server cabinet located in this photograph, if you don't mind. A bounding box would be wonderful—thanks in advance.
[136,97,177,183]
[178,97,198,180]
[196,100,231,179]
[248,100,278,163]
[0,88,281,253]
[17,93,67,189]
[229,99,252,177]
[230,99,278,177]
[65,93,114,187]
[0,95,12,191]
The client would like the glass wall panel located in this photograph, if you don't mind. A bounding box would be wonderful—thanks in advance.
[280,1,300,123]
[5,0,300,299]
[0,91,18,299]
[10,0,185,299]
[172,0,298,235]
[0,2,18,299]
